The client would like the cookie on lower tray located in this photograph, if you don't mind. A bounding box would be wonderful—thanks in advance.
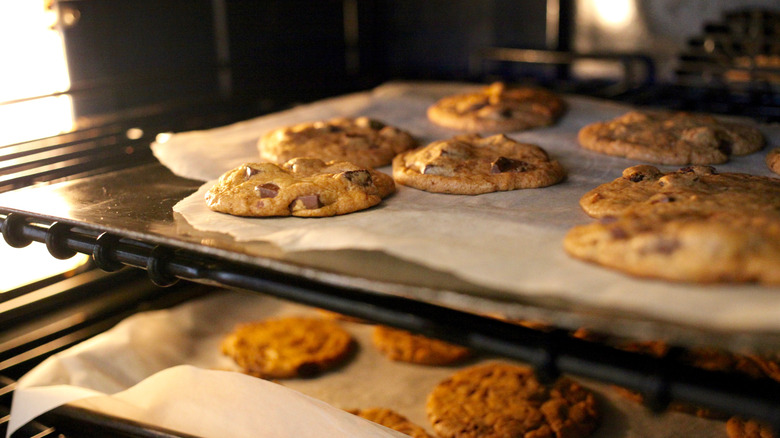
[205,158,395,217]
[578,165,780,218]
[221,316,354,379]
[577,110,764,165]
[371,325,472,366]
[426,362,600,438]
[258,117,417,168]
[768,148,780,175]
[727,417,777,438]
[427,82,566,133]
[348,408,435,438]
[564,207,780,284]
[392,133,565,194]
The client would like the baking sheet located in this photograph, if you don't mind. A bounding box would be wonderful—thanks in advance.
[153,81,780,333]
[10,290,733,438]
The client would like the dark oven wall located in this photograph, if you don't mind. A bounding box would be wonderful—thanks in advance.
[59,0,552,119]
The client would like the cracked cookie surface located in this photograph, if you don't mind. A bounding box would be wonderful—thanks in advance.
[258,117,417,168]
[426,362,599,438]
[427,82,565,133]
[392,133,565,194]
[578,164,780,218]
[205,158,395,217]
[578,110,764,165]
[221,316,354,379]
[348,408,434,438]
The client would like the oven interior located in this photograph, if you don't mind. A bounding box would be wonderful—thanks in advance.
[1,1,780,437]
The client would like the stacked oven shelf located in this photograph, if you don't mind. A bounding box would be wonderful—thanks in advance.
[1,163,780,435]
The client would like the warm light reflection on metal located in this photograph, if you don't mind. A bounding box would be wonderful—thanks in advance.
[0,241,89,292]
[592,0,635,28]
[0,0,74,146]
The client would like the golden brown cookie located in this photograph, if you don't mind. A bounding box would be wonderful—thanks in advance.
[258,117,417,168]
[564,207,780,284]
[578,165,780,219]
[578,110,764,165]
[348,408,435,438]
[221,317,354,379]
[371,325,472,366]
[768,148,780,175]
[427,82,565,133]
[205,158,395,217]
[426,362,600,438]
[727,417,777,438]
[392,133,565,194]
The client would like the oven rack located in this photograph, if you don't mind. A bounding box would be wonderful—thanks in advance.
[1,211,779,432]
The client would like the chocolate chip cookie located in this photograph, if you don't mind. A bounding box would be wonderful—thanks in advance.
[258,117,417,168]
[371,325,472,366]
[564,206,780,284]
[221,316,354,379]
[427,82,566,133]
[578,110,764,165]
[579,165,780,219]
[348,408,435,438]
[392,133,565,194]
[205,158,395,217]
[768,148,780,175]
[426,362,600,438]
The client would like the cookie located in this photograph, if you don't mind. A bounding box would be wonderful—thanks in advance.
[611,340,780,418]
[220,316,353,379]
[427,82,565,133]
[392,133,565,194]
[578,110,764,165]
[727,417,776,438]
[768,148,780,175]
[371,325,472,366]
[564,207,780,284]
[426,362,600,438]
[578,165,780,218]
[348,408,435,438]
[258,117,417,168]
[205,158,395,217]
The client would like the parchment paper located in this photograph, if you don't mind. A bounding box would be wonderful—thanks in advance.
[10,290,731,438]
[154,81,780,333]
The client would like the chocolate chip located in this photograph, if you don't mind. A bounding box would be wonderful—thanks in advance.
[255,183,279,198]
[499,108,513,119]
[341,170,372,187]
[490,157,530,174]
[423,164,451,175]
[325,125,344,133]
[290,194,321,210]
[627,172,646,182]
[245,166,261,179]
[650,194,675,204]
[368,119,386,130]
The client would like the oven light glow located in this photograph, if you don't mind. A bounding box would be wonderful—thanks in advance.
[0,0,74,146]
[155,132,174,144]
[0,241,89,293]
[592,0,635,28]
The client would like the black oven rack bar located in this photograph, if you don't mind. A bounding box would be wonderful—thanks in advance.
[2,212,779,432]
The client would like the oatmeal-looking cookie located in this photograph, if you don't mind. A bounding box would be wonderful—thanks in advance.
[221,316,353,379]
[768,148,780,175]
[348,408,435,438]
[392,133,565,194]
[426,362,600,438]
[564,207,780,284]
[427,82,565,133]
[578,110,764,165]
[727,417,777,438]
[578,165,780,218]
[258,117,417,168]
[371,325,472,366]
[205,158,395,217]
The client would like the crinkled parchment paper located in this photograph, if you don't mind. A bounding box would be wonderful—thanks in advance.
[155,81,780,333]
[10,291,731,438]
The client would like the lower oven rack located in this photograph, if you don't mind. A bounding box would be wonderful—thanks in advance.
[2,211,779,433]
